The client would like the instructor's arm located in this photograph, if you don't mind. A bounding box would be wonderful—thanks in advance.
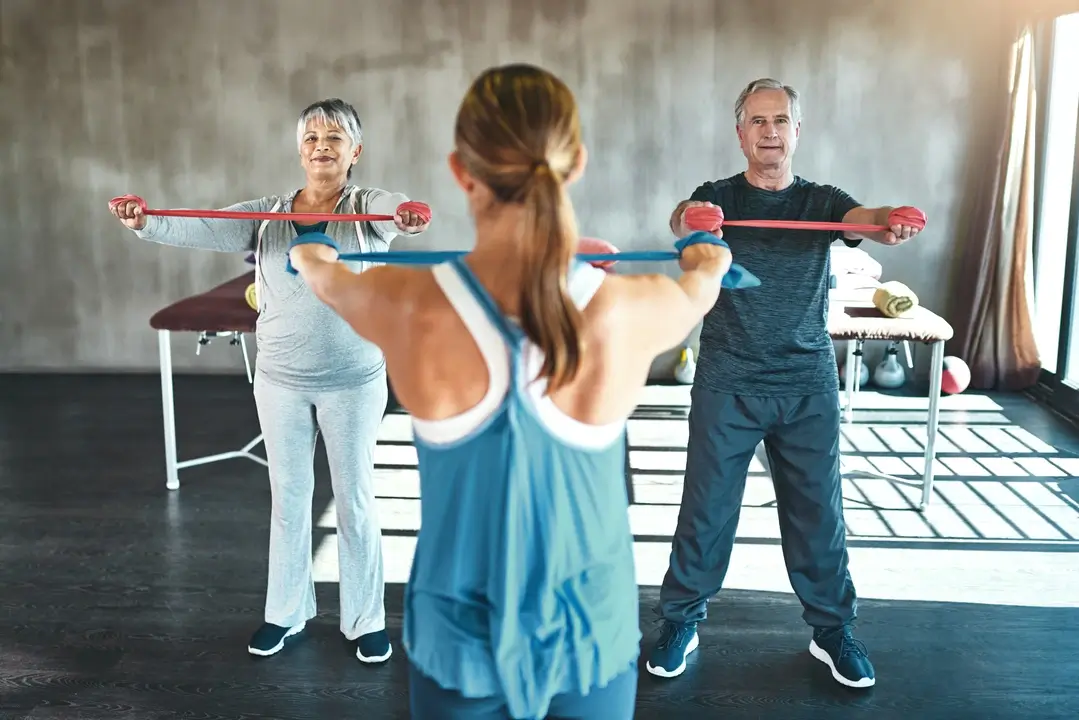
[287,244,401,347]
[615,242,731,357]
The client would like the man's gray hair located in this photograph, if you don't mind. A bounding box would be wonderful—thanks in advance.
[734,78,801,125]
[296,98,363,149]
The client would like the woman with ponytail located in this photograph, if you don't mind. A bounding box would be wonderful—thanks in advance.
[289,64,734,719]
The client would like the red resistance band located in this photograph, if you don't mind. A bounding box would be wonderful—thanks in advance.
[683,205,926,235]
[108,196,924,237]
[108,195,433,225]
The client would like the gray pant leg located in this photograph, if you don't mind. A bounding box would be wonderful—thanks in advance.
[765,391,857,629]
[313,375,389,640]
[658,386,766,624]
[253,372,319,629]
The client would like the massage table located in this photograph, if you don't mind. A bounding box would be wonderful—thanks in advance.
[149,271,641,505]
[828,287,954,510]
[150,271,266,490]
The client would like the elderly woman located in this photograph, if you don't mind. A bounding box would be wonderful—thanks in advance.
[109,98,429,663]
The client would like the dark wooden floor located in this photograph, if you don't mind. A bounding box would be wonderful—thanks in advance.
[2,373,1079,720]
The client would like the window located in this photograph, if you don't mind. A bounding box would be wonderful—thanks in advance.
[1033,12,1079,413]
[1034,13,1079,375]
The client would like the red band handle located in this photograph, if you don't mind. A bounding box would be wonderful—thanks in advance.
[397,200,432,224]
[578,236,620,271]
[109,194,147,213]
[108,194,432,224]
[683,205,724,232]
[887,206,926,230]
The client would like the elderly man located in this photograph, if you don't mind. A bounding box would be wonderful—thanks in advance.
[646,78,926,689]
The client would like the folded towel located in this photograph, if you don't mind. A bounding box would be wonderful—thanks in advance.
[873,281,918,318]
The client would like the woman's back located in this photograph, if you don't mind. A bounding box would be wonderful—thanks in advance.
[378,257,669,430]
[399,256,643,719]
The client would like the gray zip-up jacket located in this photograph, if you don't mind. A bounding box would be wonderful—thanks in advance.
[133,185,416,391]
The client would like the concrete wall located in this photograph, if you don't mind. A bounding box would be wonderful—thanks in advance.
[0,0,1009,379]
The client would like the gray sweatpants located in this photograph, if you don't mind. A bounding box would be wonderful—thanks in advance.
[658,386,857,629]
[253,370,389,640]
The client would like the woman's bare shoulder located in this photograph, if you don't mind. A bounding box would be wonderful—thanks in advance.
[587,271,679,314]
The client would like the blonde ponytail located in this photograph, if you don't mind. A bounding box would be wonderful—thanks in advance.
[518,163,582,392]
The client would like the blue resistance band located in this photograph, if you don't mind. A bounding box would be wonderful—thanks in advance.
[284,231,761,290]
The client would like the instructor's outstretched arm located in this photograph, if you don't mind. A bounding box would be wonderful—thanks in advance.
[287,242,403,348]
[611,240,732,356]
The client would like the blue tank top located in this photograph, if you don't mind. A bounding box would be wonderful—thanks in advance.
[402,257,641,719]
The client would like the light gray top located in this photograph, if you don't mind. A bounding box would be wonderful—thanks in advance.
[133,185,414,390]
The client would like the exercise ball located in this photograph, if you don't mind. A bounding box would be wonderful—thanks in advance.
[674,347,696,385]
[873,344,907,389]
[942,356,970,394]
[840,357,870,388]
[579,237,619,272]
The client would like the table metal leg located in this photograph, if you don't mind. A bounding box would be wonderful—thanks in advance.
[156,329,266,491]
[158,330,180,491]
[839,337,943,513]
[920,340,945,509]
[843,340,857,422]
[239,332,254,384]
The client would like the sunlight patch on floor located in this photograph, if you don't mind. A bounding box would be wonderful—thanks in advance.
[312,389,1079,609]
[312,528,1079,608]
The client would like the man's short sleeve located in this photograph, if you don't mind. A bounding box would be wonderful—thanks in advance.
[830,187,861,223]
[688,182,718,204]
[830,186,863,247]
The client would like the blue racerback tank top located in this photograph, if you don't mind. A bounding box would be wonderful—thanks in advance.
[402,257,641,719]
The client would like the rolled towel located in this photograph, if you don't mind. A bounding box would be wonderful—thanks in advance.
[873,281,919,318]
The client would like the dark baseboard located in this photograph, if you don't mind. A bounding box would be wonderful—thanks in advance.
[1027,376,1079,428]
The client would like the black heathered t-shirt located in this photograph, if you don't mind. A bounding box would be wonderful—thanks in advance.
[689,173,862,397]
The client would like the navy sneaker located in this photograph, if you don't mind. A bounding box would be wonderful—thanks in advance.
[355,629,392,663]
[809,625,875,688]
[248,621,305,657]
[645,620,699,678]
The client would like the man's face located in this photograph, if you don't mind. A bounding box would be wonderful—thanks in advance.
[736,89,800,168]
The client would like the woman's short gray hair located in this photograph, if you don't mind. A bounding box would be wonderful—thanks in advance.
[734,78,801,125]
[295,98,363,149]
[296,98,363,178]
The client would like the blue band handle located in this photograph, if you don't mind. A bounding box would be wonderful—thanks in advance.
[673,231,760,289]
[285,234,341,275]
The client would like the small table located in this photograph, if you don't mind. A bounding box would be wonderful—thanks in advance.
[828,288,954,510]
[149,272,265,490]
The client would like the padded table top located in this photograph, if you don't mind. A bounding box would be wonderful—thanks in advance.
[147,276,951,341]
[828,289,953,343]
[149,272,257,333]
